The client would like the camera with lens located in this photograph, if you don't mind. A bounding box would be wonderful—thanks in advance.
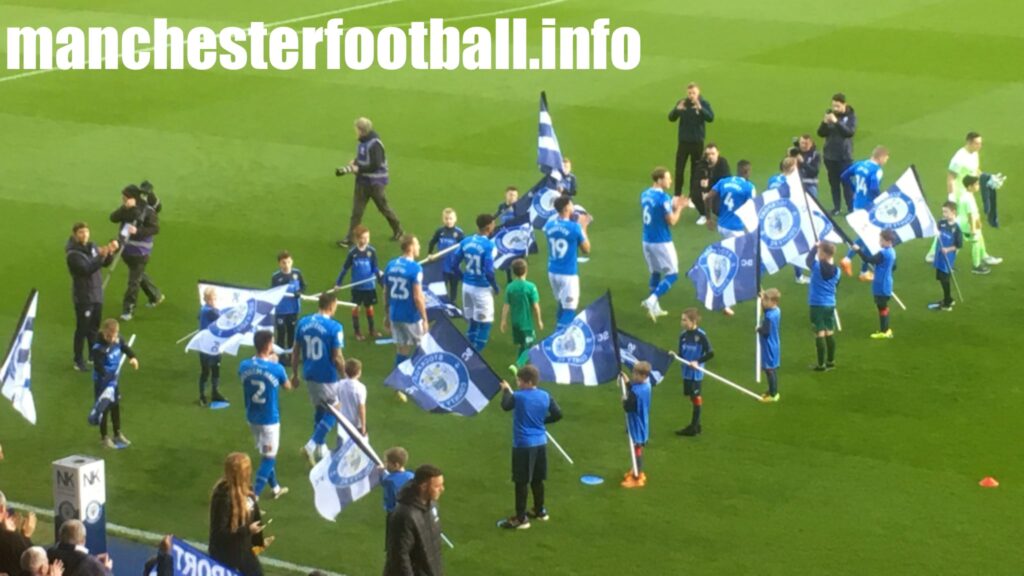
[788,137,801,158]
[335,165,356,177]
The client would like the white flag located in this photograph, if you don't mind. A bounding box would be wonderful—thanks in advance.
[2,290,38,424]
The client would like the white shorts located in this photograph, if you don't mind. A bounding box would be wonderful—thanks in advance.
[250,423,280,457]
[642,241,679,275]
[462,284,495,323]
[718,226,746,239]
[393,321,425,347]
[548,273,580,311]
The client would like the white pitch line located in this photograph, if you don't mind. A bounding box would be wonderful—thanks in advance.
[364,0,568,29]
[10,500,348,576]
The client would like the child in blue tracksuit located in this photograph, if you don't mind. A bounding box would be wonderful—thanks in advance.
[758,289,782,401]
[428,209,466,299]
[851,229,897,338]
[621,362,652,488]
[380,446,415,550]
[89,318,138,448]
[677,308,714,437]
[198,287,223,405]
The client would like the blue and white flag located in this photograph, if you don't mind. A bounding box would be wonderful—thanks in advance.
[846,166,937,254]
[197,280,278,329]
[384,316,502,416]
[756,174,844,273]
[1,290,38,425]
[528,293,619,385]
[537,91,564,180]
[185,284,289,356]
[514,177,561,229]
[421,259,463,320]
[310,406,383,521]
[169,537,239,576]
[492,214,538,270]
[616,329,672,386]
[687,232,759,311]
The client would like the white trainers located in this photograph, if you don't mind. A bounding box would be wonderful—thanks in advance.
[272,486,289,499]
[301,444,317,467]
[652,301,669,318]
[795,275,810,285]
[641,298,658,323]
[696,216,708,226]
[983,255,1003,266]
[924,252,935,264]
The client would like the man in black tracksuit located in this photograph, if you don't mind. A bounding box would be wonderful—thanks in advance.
[66,222,118,372]
[338,117,403,247]
[816,93,858,214]
[668,83,715,218]
[384,465,445,576]
[695,144,731,222]
[110,185,164,320]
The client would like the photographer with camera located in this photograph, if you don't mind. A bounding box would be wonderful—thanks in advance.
[668,82,715,221]
[110,184,164,321]
[792,135,821,198]
[695,143,731,227]
[337,117,404,248]
[817,93,857,215]
[65,222,118,372]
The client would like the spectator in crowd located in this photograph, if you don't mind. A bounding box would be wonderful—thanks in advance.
[208,453,266,576]
[796,135,822,198]
[1,491,36,576]
[817,93,858,215]
[383,465,445,576]
[337,117,403,248]
[46,520,111,576]
[21,547,63,576]
[696,144,732,226]
[668,83,715,222]
[110,185,165,321]
[65,223,118,372]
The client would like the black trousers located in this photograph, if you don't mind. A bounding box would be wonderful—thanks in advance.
[275,314,297,364]
[824,159,853,212]
[74,302,102,363]
[674,140,705,206]
[346,182,402,242]
[122,254,162,313]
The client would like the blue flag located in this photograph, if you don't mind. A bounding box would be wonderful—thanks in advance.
[421,259,463,320]
[846,166,937,254]
[492,214,538,270]
[616,329,672,386]
[384,316,502,416]
[755,175,844,274]
[687,232,759,311]
[528,292,619,385]
[169,537,240,576]
[1,289,38,425]
[185,284,289,355]
[538,91,564,179]
[310,406,383,521]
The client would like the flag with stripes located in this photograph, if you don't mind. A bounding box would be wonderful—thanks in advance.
[616,329,672,386]
[197,280,277,329]
[421,259,463,320]
[537,91,564,180]
[527,292,619,385]
[492,214,538,270]
[845,166,937,254]
[755,174,843,273]
[1,289,38,425]
[384,316,502,416]
[687,232,759,311]
[310,406,383,521]
[185,284,289,355]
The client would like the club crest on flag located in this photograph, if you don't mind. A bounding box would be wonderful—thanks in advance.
[411,351,471,411]
[812,210,835,238]
[208,300,258,339]
[759,199,802,249]
[532,188,560,222]
[699,245,740,295]
[497,224,533,254]
[327,438,375,488]
[869,191,916,229]
[542,319,597,367]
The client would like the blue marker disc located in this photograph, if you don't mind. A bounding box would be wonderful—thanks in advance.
[580,474,604,485]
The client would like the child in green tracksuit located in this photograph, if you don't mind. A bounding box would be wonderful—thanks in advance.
[500,258,543,367]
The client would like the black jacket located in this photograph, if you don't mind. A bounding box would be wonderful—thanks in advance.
[668,97,715,143]
[798,145,822,185]
[0,526,32,576]
[383,485,443,576]
[816,106,857,162]
[695,156,732,192]
[109,204,160,258]
[46,543,107,576]
[66,238,114,305]
[208,482,264,576]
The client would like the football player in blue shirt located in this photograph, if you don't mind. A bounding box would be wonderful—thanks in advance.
[90,318,138,448]
[454,214,500,351]
[757,289,782,402]
[839,146,890,280]
[850,229,898,339]
[336,225,383,340]
[383,235,429,370]
[240,330,293,499]
[292,292,345,464]
[198,287,224,406]
[543,196,591,328]
[708,160,757,238]
[271,250,306,366]
[621,361,652,488]
[640,167,688,322]
[428,209,466,302]
[498,365,563,530]
[676,308,713,437]
[806,241,840,371]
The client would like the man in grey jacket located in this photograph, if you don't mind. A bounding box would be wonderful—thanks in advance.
[816,93,857,215]
[384,465,445,576]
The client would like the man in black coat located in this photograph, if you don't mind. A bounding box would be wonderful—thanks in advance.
[695,143,732,226]
[65,223,118,372]
[109,185,164,321]
[383,465,445,576]
[0,492,36,576]
[338,117,403,248]
[668,83,715,221]
[816,93,858,214]
[46,520,111,576]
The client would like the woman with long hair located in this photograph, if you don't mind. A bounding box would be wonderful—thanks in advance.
[208,452,267,576]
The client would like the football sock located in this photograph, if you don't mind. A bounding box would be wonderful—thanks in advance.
[557,308,575,327]
[767,369,778,396]
[514,483,528,520]
[691,396,702,426]
[941,278,952,305]
[474,322,492,351]
[653,273,678,298]
[311,412,336,445]
[366,306,375,333]
[255,457,275,495]
[466,321,479,347]
[267,466,278,490]
[634,445,644,475]
[530,480,545,513]
[815,337,826,366]
[825,335,836,362]
[351,308,360,334]
[879,307,890,332]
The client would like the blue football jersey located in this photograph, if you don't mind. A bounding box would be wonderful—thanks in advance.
[383,257,424,323]
[872,247,896,297]
[543,217,585,275]
[842,160,883,210]
[808,259,840,307]
[934,220,963,273]
[455,234,496,288]
[295,314,344,383]
[271,268,305,316]
[239,356,287,425]
[678,328,712,381]
[713,177,756,231]
[640,187,674,243]
[625,381,652,444]
[337,245,380,290]
[199,305,219,330]
[766,173,786,190]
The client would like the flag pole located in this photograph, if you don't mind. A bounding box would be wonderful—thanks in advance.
[670,352,762,401]
[545,431,574,465]
[891,292,907,311]
[176,329,199,345]
[325,403,384,466]
[755,224,762,384]
[116,334,138,374]
[939,248,964,303]
[619,373,639,479]
[323,244,462,296]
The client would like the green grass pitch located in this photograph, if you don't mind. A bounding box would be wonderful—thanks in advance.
[2,0,1024,574]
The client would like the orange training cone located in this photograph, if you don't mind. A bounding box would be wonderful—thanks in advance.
[979,476,999,488]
